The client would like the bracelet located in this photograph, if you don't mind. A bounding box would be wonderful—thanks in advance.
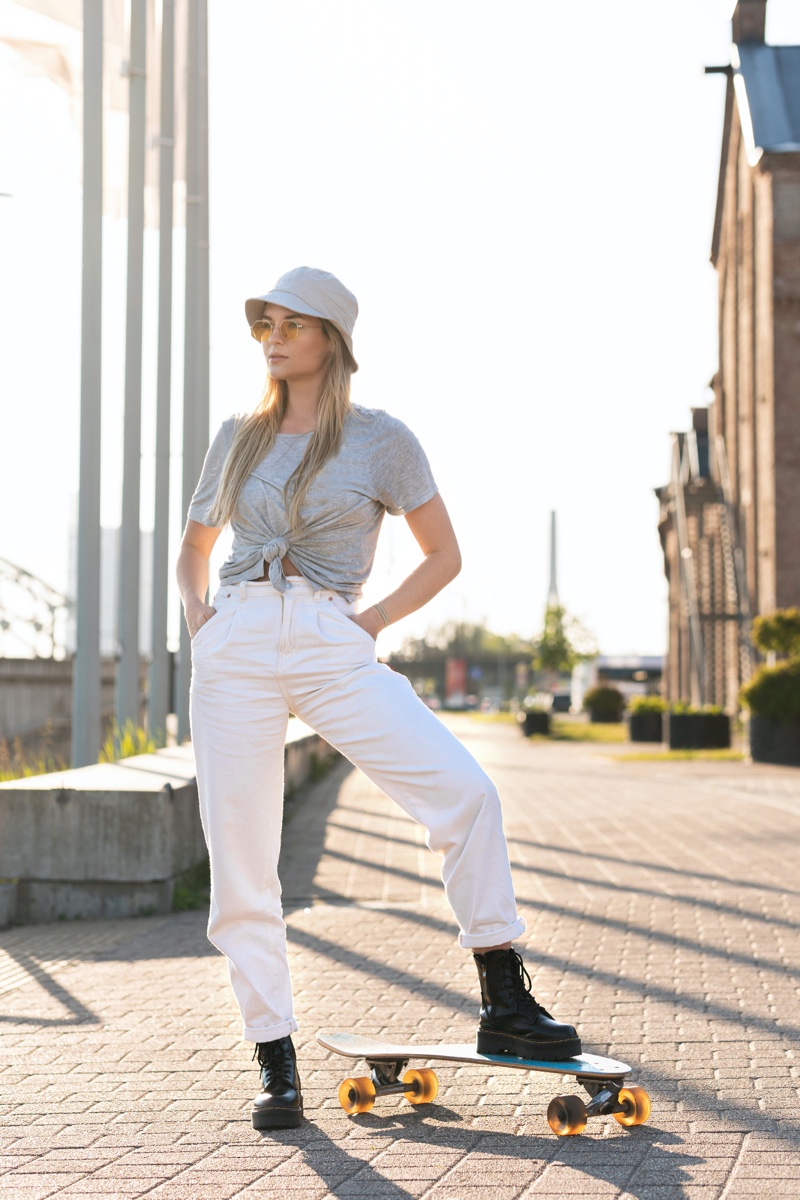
[373,602,390,627]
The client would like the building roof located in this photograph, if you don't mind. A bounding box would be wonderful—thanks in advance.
[733,43,800,163]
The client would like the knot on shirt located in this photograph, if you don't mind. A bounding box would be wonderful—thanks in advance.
[263,538,291,591]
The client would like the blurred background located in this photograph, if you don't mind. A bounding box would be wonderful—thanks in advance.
[2,0,799,763]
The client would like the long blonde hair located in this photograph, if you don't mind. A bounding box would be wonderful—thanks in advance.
[208,321,353,530]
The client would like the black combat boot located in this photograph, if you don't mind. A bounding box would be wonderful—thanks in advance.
[251,1035,303,1130]
[474,948,582,1061]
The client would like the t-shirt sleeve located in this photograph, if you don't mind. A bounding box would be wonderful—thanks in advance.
[370,417,439,516]
[186,419,234,526]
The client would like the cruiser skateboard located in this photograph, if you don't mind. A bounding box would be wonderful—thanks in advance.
[317,1031,651,1137]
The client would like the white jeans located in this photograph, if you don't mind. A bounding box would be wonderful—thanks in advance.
[190,576,526,1043]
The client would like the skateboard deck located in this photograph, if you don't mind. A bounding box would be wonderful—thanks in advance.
[317,1031,651,1137]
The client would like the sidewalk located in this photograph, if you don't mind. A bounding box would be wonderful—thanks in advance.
[1,714,799,1198]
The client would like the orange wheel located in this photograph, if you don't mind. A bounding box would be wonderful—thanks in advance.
[547,1093,588,1136]
[338,1075,376,1115]
[614,1086,651,1127]
[402,1067,439,1105]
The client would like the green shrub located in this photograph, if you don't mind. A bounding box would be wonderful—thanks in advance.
[583,686,625,720]
[671,701,699,715]
[752,608,800,659]
[629,695,666,715]
[740,659,800,721]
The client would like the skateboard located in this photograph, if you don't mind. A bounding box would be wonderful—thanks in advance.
[317,1031,651,1137]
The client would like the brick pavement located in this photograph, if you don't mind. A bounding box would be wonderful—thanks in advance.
[1,714,799,1198]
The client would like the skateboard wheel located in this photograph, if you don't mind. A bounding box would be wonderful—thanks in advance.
[614,1086,651,1127]
[547,1094,588,1136]
[402,1068,438,1105]
[338,1075,376,1115]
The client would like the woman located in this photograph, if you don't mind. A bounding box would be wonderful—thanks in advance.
[177,266,581,1131]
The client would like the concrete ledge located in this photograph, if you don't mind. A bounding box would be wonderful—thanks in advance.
[0,720,332,926]
[0,882,17,926]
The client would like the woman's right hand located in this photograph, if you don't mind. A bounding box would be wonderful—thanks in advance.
[185,598,217,639]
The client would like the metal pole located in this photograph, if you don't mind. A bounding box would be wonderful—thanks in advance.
[116,0,147,731]
[176,0,200,739]
[547,510,558,608]
[197,0,209,470]
[148,0,175,740]
[72,0,104,767]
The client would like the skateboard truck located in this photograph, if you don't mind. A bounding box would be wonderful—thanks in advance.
[339,1056,439,1113]
[582,1078,625,1116]
[368,1057,412,1095]
[546,1077,652,1136]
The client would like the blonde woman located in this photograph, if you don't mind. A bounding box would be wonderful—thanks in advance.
[177,266,581,1130]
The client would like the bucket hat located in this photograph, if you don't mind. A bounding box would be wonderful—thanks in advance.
[245,266,359,372]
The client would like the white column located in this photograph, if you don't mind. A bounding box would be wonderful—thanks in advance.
[72,0,104,767]
[116,0,148,731]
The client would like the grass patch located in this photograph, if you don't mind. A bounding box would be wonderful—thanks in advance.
[172,858,211,912]
[550,719,627,743]
[0,734,67,782]
[99,720,165,763]
[611,748,745,762]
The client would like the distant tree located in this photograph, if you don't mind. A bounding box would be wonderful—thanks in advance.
[533,605,597,681]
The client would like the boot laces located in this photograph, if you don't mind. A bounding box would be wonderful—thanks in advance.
[253,1037,294,1078]
[508,950,549,1017]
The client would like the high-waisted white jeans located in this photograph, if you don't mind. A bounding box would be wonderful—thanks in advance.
[190,576,526,1043]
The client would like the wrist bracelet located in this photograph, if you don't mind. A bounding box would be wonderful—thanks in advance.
[373,602,390,627]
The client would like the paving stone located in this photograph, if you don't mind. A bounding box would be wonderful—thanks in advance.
[1,718,799,1195]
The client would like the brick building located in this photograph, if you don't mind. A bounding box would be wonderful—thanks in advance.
[657,0,800,711]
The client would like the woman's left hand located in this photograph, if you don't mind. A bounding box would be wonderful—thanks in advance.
[348,607,384,641]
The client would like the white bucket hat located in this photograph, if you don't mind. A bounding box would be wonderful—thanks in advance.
[245,266,359,372]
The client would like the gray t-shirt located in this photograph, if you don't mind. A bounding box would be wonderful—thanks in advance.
[187,404,438,600]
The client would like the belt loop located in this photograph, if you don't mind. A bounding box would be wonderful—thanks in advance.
[239,581,247,603]
[313,588,321,603]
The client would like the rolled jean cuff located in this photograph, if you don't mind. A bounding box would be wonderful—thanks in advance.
[243,1016,299,1044]
[458,915,527,950]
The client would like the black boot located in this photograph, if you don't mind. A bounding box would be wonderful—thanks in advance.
[251,1035,303,1130]
[474,948,582,1061]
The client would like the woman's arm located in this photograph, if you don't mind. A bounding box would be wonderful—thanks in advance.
[176,519,224,638]
[352,493,462,639]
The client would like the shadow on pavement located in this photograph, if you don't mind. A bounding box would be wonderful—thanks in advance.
[511,835,800,898]
[260,1117,703,1199]
[0,947,99,1026]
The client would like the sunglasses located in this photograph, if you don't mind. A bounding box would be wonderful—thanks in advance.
[250,317,322,343]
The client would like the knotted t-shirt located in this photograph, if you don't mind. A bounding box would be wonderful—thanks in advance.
[187,404,438,601]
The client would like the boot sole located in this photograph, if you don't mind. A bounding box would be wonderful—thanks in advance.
[251,1105,303,1130]
[476,1030,582,1061]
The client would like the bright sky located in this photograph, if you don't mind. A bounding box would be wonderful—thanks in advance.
[3,0,800,656]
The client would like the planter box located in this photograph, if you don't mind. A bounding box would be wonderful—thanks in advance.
[667,713,731,750]
[629,712,664,743]
[749,715,800,765]
[518,710,550,737]
[589,710,623,724]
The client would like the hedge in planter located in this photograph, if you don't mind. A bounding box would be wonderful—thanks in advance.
[583,686,624,724]
[740,658,800,766]
[666,704,731,750]
[517,709,551,737]
[628,696,666,743]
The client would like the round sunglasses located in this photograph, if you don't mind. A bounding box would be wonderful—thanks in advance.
[250,317,323,344]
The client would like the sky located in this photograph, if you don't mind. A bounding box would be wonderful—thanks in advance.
[2,0,800,658]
